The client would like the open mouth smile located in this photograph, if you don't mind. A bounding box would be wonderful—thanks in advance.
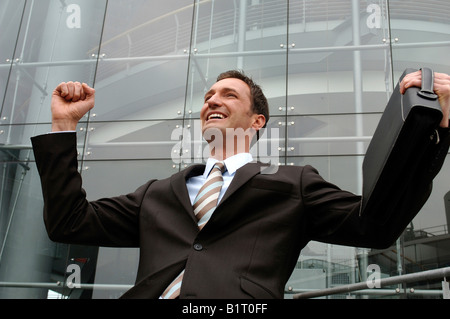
[207,113,227,121]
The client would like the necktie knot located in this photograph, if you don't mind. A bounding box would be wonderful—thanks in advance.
[210,161,225,175]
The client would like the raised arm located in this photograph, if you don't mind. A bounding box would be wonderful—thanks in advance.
[32,82,144,247]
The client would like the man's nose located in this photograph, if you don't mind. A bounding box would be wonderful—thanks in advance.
[206,94,222,107]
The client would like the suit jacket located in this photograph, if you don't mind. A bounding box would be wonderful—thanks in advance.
[31,131,449,299]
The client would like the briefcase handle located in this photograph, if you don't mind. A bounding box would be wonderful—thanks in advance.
[418,67,438,100]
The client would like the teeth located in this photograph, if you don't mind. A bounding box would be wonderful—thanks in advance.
[208,113,225,120]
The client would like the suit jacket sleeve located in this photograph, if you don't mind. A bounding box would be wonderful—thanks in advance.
[31,132,149,247]
[304,126,450,248]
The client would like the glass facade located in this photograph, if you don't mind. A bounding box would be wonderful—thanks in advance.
[0,0,449,299]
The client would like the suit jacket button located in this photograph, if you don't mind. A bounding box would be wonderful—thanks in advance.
[193,243,203,251]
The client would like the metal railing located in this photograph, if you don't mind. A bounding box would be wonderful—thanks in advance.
[288,266,450,299]
[0,281,132,291]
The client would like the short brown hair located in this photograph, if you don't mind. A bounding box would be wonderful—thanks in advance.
[216,70,269,129]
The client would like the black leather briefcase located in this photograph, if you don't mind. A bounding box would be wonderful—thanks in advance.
[360,67,443,224]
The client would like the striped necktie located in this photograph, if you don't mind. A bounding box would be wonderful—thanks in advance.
[161,162,226,299]
[193,162,225,230]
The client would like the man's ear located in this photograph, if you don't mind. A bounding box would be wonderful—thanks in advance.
[252,114,266,131]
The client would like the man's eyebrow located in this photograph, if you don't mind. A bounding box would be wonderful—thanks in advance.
[204,87,239,99]
[222,87,239,94]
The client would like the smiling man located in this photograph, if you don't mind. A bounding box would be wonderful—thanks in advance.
[201,70,268,160]
[31,69,450,299]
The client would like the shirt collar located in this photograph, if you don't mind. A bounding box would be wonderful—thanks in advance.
[204,153,253,177]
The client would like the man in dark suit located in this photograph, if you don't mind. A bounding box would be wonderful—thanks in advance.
[31,70,450,299]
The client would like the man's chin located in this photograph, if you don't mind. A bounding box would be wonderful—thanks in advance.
[202,126,225,142]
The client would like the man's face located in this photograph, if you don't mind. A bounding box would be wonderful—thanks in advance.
[200,78,264,139]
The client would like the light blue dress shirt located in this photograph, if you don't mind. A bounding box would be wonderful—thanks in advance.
[186,153,253,205]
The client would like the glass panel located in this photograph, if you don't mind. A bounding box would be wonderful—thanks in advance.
[288,0,392,114]
[287,155,364,194]
[85,119,183,160]
[389,0,450,75]
[0,123,88,162]
[1,0,107,125]
[0,0,26,120]
[81,159,180,198]
[0,159,51,298]
[185,0,288,118]
[91,0,193,122]
[414,159,450,233]
[90,247,137,299]
[286,113,380,157]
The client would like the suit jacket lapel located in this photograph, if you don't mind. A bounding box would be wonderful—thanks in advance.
[170,162,264,224]
[170,164,205,224]
[197,162,265,233]
[219,162,263,206]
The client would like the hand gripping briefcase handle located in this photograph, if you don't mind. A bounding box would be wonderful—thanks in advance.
[418,67,438,101]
